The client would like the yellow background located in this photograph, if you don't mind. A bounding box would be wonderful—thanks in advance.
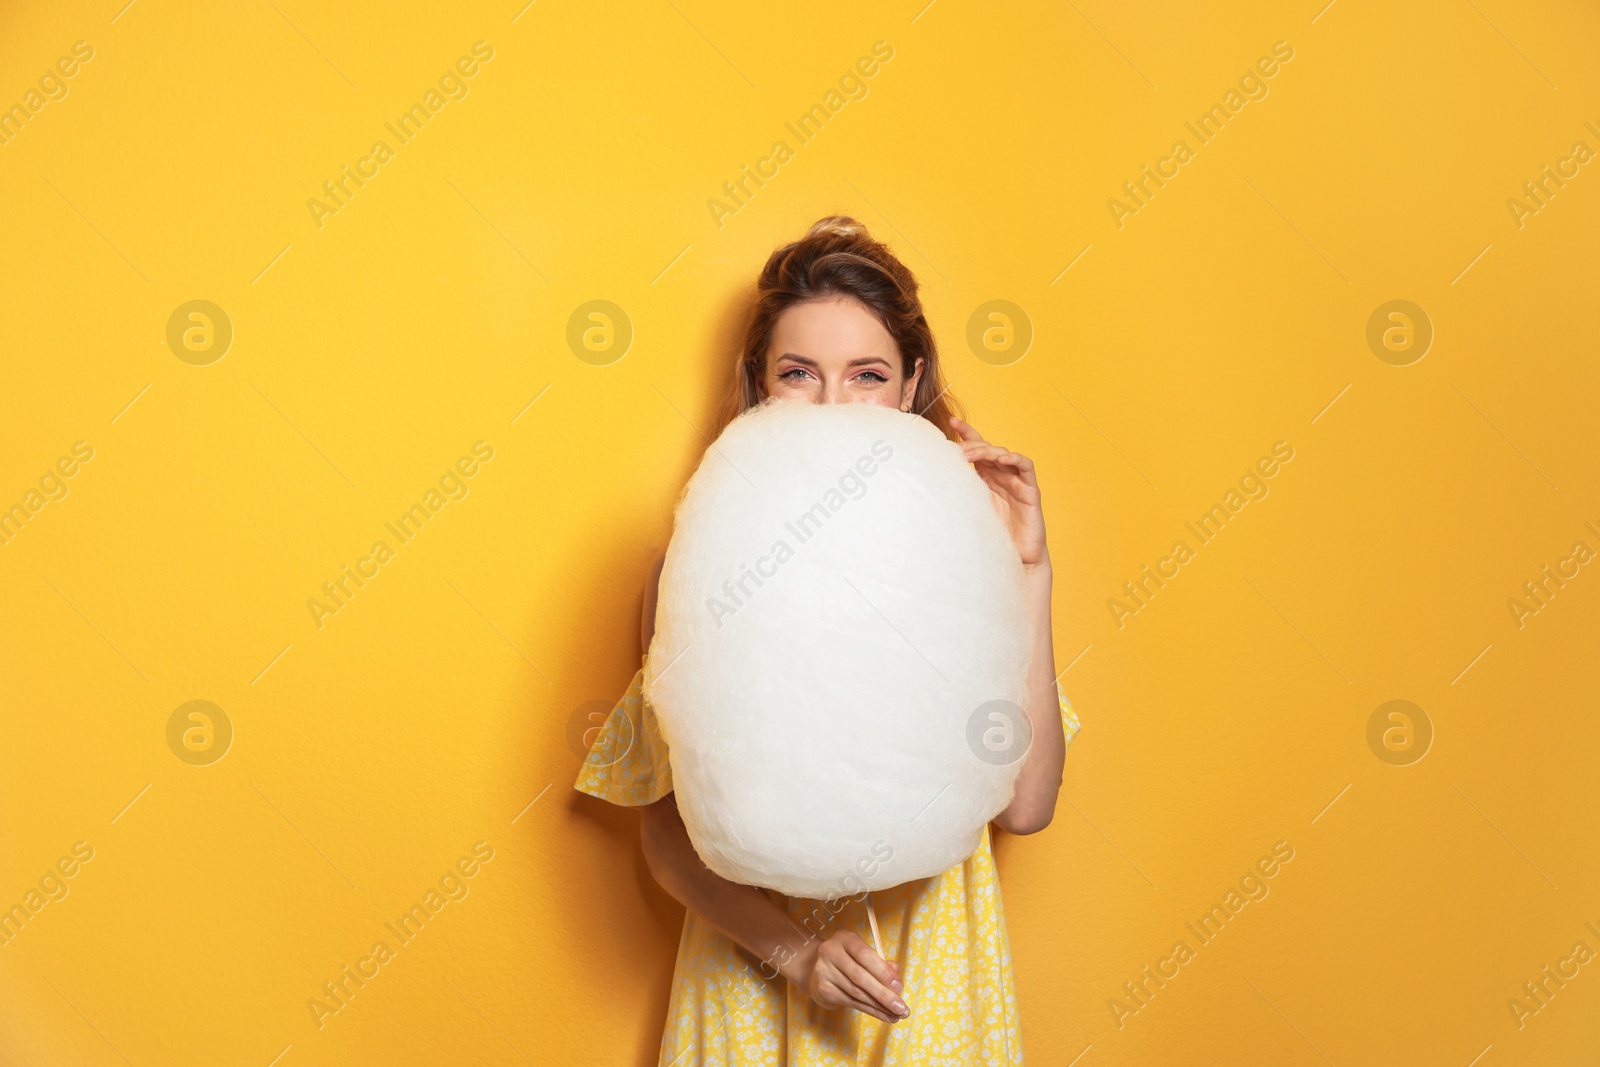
[2,0,1598,1063]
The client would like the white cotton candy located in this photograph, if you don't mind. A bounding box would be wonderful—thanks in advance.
[643,397,1032,899]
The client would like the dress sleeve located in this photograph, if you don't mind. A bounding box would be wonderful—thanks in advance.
[1058,681,1083,750]
[573,659,674,806]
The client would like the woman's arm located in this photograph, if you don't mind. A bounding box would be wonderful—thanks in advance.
[640,796,907,1022]
[992,559,1065,835]
[639,553,665,656]
[947,416,1067,836]
[636,557,909,1024]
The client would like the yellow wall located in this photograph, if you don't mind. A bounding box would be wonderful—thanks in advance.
[3,1,1598,1063]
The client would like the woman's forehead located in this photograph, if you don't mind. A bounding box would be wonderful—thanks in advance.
[769,298,897,361]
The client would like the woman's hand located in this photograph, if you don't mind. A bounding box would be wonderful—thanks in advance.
[785,930,908,1024]
[950,416,1048,569]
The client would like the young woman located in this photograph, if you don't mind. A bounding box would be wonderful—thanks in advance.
[575,216,1082,1065]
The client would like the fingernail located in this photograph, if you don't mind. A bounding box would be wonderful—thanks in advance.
[893,1000,908,1015]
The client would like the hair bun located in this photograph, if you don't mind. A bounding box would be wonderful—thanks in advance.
[807,215,870,239]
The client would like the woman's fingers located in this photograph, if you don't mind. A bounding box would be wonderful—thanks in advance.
[836,942,909,1018]
[815,933,909,1023]
[816,970,897,1022]
[961,442,1026,468]
[948,416,985,444]
[843,933,903,992]
[819,968,904,1023]
[841,988,899,1024]
[952,421,1039,486]
[963,448,1036,491]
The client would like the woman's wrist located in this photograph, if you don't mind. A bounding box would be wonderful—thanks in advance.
[776,935,819,985]
[1023,554,1052,597]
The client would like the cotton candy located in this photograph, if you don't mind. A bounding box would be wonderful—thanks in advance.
[644,398,1033,899]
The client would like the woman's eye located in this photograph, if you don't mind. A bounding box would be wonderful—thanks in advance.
[778,368,812,382]
[855,371,888,383]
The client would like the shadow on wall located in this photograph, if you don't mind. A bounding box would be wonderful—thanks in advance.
[551,280,758,1061]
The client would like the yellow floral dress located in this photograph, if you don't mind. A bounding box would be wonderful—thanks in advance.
[574,658,1082,1066]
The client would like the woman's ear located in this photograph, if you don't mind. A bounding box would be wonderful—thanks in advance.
[899,357,926,412]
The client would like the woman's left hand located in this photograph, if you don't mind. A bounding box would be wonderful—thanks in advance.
[949,416,1048,569]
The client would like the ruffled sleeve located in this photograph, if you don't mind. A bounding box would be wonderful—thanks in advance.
[573,658,673,806]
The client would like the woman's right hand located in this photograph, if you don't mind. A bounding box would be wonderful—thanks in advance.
[640,794,912,1026]
[786,930,909,1024]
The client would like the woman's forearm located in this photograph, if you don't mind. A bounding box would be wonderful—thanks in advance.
[993,557,1065,835]
[634,560,829,985]
[640,793,816,981]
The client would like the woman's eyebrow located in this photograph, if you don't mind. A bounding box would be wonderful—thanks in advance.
[776,353,891,368]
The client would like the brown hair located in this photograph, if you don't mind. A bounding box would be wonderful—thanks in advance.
[712,215,965,442]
